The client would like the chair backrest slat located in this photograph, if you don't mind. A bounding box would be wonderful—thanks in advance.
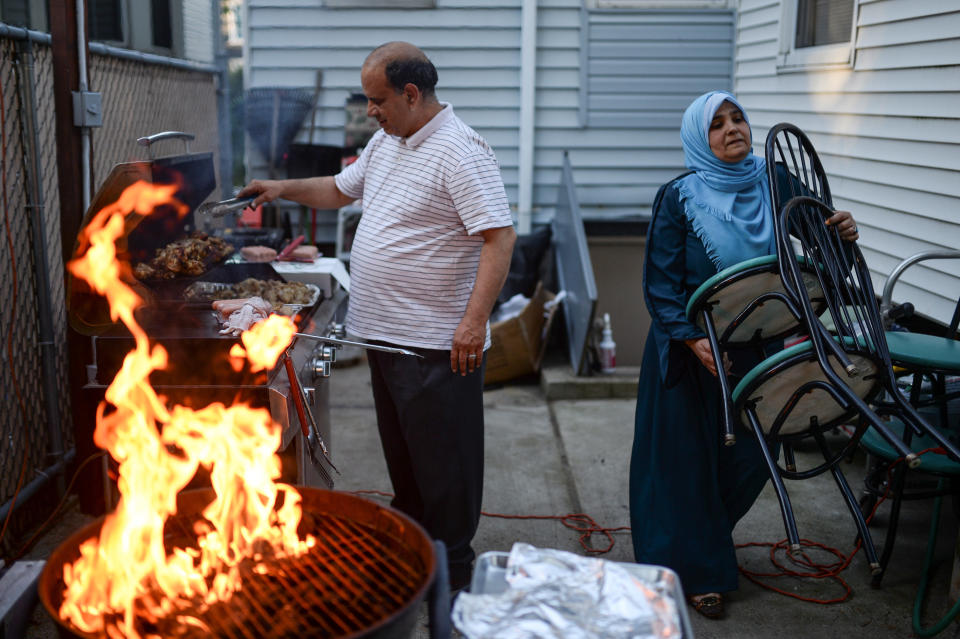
[765,123,833,216]
[780,196,893,371]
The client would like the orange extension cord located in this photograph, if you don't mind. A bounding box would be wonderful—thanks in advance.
[352,489,630,555]
[736,446,947,604]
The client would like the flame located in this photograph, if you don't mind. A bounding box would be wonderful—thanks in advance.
[61,181,312,637]
[231,314,296,373]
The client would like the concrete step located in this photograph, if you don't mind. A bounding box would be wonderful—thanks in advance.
[539,364,640,400]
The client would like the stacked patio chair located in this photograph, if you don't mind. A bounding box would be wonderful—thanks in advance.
[689,123,960,574]
[684,123,833,448]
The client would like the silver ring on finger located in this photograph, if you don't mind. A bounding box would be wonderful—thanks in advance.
[468,353,477,359]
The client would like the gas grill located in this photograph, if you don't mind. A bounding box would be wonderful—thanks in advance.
[57,134,451,639]
[69,131,342,500]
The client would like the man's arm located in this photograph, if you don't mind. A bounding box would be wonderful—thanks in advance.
[237,176,355,211]
[451,224,517,376]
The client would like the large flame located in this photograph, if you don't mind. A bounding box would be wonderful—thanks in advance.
[62,181,312,637]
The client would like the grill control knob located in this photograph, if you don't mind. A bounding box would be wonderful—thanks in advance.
[331,323,346,339]
[311,345,336,378]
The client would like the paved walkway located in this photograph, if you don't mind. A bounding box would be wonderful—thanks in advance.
[21,357,960,638]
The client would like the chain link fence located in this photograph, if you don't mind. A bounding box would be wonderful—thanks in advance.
[0,36,52,509]
[0,32,218,525]
[89,53,219,184]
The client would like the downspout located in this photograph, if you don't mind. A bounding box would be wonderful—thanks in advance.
[213,0,233,199]
[16,38,66,493]
[76,0,91,210]
[517,0,538,236]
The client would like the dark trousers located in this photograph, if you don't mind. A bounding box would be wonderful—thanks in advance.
[366,345,485,581]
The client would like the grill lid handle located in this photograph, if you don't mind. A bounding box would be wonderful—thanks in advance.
[137,131,195,159]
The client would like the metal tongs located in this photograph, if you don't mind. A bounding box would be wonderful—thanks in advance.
[282,335,421,488]
[293,333,423,358]
[283,353,339,488]
[196,196,256,218]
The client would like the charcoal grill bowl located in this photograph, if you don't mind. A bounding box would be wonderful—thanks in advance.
[39,487,446,639]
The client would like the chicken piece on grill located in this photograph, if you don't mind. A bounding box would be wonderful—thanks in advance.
[132,232,235,280]
[181,259,206,276]
[133,263,155,280]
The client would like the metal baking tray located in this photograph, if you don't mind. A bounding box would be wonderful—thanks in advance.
[183,281,321,310]
[468,551,695,638]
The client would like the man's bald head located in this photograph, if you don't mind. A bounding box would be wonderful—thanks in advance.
[363,41,439,100]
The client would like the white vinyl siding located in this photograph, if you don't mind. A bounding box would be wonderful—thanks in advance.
[182,0,215,63]
[735,0,960,326]
[580,8,734,216]
[245,0,735,222]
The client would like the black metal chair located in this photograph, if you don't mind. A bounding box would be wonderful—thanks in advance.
[765,122,833,213]
[683,123,832,446]
[730,196,960,567]
[858,250,960,586]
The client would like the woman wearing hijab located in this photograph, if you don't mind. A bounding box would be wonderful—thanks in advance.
[629,91,859,620]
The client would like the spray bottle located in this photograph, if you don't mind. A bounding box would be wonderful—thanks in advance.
[598,312,617,374]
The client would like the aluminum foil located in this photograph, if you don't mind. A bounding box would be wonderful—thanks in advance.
[451,543,683,639]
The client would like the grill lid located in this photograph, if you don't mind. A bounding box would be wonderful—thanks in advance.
[68,133,217,335]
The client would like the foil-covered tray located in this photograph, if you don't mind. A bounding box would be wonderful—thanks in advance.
[454,544,694,639]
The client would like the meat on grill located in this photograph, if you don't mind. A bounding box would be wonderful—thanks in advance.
[215,297,273,335]
[207,278,315,308]
[240,245,278,262]
[133,231,235,280]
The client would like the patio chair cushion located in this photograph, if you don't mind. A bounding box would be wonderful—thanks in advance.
[687,254,780,318]
[885,332,960,373]
[732,337,878,435]
[859,418,960,476]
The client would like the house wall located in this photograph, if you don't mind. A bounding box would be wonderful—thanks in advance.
[735,0,960,325]
[183,0,215,64]
[243,0,738,366]
[244,0,735,222]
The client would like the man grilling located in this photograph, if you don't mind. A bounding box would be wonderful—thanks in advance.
[238,41,516,593]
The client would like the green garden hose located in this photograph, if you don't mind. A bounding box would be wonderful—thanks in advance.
[912,480,960,636]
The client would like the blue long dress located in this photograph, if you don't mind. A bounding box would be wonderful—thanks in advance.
[629,180,773,595]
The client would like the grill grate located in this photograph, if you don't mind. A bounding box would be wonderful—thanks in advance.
[58,507,430,639]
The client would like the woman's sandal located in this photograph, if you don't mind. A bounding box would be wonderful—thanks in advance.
[687,593,725,619]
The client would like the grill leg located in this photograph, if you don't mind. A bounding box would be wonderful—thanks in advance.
[428,540,452,639]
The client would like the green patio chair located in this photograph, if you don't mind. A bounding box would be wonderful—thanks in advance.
[858,250,960,587]
[731,197,960,575]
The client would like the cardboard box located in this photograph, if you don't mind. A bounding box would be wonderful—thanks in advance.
[485,282,557,385]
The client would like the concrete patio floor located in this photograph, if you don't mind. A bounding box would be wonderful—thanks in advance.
[17,353,960,638]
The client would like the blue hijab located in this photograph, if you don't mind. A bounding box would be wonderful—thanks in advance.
[676,91,775,270]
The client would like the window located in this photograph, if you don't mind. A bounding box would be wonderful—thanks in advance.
[151,0,171,48]
[90,0,124,43]
[778,0,857,71]
[795,0,854,48]
[0,0,29,27]
[86,0,181,56]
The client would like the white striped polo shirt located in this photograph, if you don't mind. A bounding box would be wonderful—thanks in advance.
[334,103,514,351]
